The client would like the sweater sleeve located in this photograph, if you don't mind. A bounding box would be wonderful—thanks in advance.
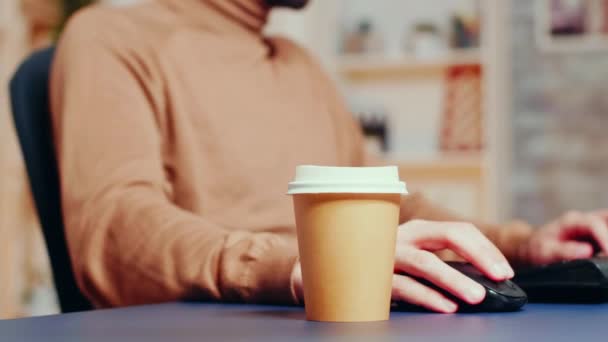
[50,10,298,308]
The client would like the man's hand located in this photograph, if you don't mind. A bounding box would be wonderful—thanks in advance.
[522,210,608,265]
[291,261,303,304]
[392,220,513,313]
[291,219,514,313]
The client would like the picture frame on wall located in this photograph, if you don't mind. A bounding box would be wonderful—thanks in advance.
[537,0,608,52]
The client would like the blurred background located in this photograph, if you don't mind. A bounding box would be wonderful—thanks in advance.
[1,0,607,318]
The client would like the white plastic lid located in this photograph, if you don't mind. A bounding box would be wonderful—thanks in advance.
[287,165,407,195]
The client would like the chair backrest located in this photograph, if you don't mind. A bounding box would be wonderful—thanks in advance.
[9,47,92,313]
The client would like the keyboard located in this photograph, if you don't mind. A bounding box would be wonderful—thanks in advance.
[513,257,608,303]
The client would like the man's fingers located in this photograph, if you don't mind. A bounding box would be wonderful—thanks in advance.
[420,222,513,281]
[591,209,608,222]
[395,249,486,305]
[392,274,457,313]
[398,220,513,281]
[586,216,608,253]
[531,239,593,265]
[561,212,608,254]
[557,241,594,260]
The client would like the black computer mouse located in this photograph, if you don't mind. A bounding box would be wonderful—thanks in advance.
[392,261,528,313]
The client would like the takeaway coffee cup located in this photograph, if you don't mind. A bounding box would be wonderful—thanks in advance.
[288,165,407,322]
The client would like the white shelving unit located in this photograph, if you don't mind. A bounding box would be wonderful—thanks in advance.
[338,49,481,81]
[269,0,512,221]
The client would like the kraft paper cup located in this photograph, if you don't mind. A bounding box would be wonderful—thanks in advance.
[288,166,407,322]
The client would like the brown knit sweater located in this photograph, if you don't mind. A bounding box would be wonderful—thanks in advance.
[51,0,531,308]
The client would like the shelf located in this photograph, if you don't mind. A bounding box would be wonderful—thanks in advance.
[381,152,484,181]
[338,49,481,81]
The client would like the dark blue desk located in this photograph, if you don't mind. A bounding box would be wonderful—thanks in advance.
[1,303,607,341]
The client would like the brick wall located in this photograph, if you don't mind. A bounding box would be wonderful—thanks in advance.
[511,0,608,225]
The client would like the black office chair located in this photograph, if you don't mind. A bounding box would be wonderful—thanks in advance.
[9,47,93,313]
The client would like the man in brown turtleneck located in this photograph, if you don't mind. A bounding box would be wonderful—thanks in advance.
[51,0,608,312]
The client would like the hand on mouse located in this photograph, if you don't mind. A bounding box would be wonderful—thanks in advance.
[290,261,304,304]
[522,210,608,265]
[289,219,514,312]
[392,219,514,313]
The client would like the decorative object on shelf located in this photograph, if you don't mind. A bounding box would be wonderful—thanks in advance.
[405,22,447,59]
[439,64,483,152]
[352,104,389,155]
[341,19,384,55]
[537,0,608,52]
[450,13,480,49]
